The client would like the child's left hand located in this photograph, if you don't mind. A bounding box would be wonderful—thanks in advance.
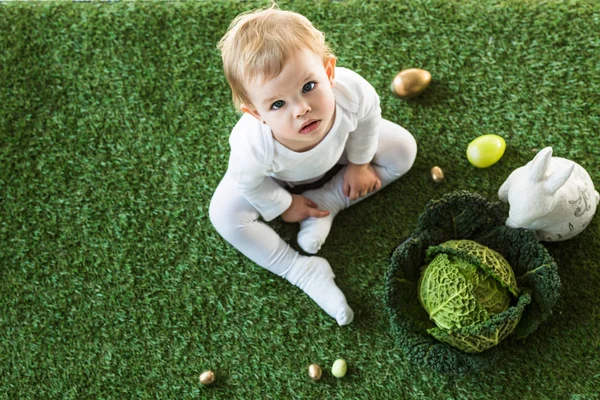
[343,163,381,200]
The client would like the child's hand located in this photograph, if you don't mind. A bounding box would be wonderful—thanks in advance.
[343,163,381,200]
[281,194,330,223]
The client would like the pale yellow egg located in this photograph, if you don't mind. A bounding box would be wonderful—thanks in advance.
[331,359,347,378]
[466,135,507,168]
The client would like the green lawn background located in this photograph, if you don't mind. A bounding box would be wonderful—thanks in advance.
[1,1,599,399]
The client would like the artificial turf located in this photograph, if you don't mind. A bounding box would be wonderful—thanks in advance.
[1,0,599,398]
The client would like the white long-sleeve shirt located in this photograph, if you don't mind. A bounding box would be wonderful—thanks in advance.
[226,67,381,221]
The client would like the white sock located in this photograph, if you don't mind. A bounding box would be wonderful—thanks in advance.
[298,169,349,254]
[282,255,354,326]
[297,214,335,254]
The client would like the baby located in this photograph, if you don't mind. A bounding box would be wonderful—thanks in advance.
[210,5,417,325]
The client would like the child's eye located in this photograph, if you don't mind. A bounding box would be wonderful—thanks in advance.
[271,100,285,110]
[302,82,316,93]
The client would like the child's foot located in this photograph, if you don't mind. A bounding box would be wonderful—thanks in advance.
[284,256,354,326]
[297,214,334,254]
[298,170,349,254]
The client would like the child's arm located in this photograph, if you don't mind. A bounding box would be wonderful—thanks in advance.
[343,163,381,200]
[337,68,382,199]
[281,194,330,223]
[236,172,294,221]
[227,116,300,221]
[237,175,329,222]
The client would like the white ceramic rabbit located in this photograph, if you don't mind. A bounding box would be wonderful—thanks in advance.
[498,147,599,242]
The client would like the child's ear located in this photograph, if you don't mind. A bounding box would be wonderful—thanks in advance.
[241,104,262,121]
[324,56,336,86]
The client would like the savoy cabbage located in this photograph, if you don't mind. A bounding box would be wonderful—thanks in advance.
[419,240,522,353]
[385,191,561,374]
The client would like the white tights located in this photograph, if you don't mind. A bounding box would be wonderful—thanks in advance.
[209,119,417,325]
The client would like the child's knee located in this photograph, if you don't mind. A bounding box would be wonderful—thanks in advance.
[209,187,259,241]
[208,194,229,236]
[398,128,417,170]
[381,126,418,177]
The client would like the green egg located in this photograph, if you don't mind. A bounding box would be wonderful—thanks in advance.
[466,134,506,168]
[331,359,347,378]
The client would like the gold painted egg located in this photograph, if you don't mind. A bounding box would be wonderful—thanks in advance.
[308,363,322,381]
[431,166,444,183]
[391,68,432,98]
[199,370,215,386]
[466,134,507,168]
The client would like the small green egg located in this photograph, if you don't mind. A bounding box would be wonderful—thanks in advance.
[331,359,347,378]
[466,134,506,168]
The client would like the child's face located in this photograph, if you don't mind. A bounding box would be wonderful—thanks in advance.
[242,48,336,152]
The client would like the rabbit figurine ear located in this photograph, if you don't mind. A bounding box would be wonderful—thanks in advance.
[529,147,553,182]
[498,172,514,202]
[544,162,574,195]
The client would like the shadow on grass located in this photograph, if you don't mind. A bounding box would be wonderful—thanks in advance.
[390,79,458,108]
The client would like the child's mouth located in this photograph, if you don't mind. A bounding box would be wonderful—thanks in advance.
[300,120,320,134]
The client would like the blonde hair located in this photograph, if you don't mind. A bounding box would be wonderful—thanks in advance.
[218,4,334,109]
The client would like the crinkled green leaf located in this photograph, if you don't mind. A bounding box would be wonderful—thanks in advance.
[427,292,531,354]
[428,240,520,297]
[473,274,511,316]
[419,240,516,351]
[419,253,500,330]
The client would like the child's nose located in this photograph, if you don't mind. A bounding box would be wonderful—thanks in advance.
[295,102,311,118]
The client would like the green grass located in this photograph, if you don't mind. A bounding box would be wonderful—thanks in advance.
[1,0,599,398]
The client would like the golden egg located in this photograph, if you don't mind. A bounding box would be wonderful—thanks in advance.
[391,68,432,98]
[308,363,322,381]
[199,370,215,386]
[431,166,445,184]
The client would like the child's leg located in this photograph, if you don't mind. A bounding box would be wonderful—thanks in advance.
[209,173,354,325]
[298,119,417,253]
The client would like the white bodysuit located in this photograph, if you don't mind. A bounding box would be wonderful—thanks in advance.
[209,67,417,326]
[227,67,382,221]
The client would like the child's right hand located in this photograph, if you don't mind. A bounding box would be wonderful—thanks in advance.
[281,194,330,223]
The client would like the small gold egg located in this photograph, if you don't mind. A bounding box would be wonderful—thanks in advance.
[308,363,322,381]
[431,166,445,184]
[391,68,432,98]
[200,370,215,386]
